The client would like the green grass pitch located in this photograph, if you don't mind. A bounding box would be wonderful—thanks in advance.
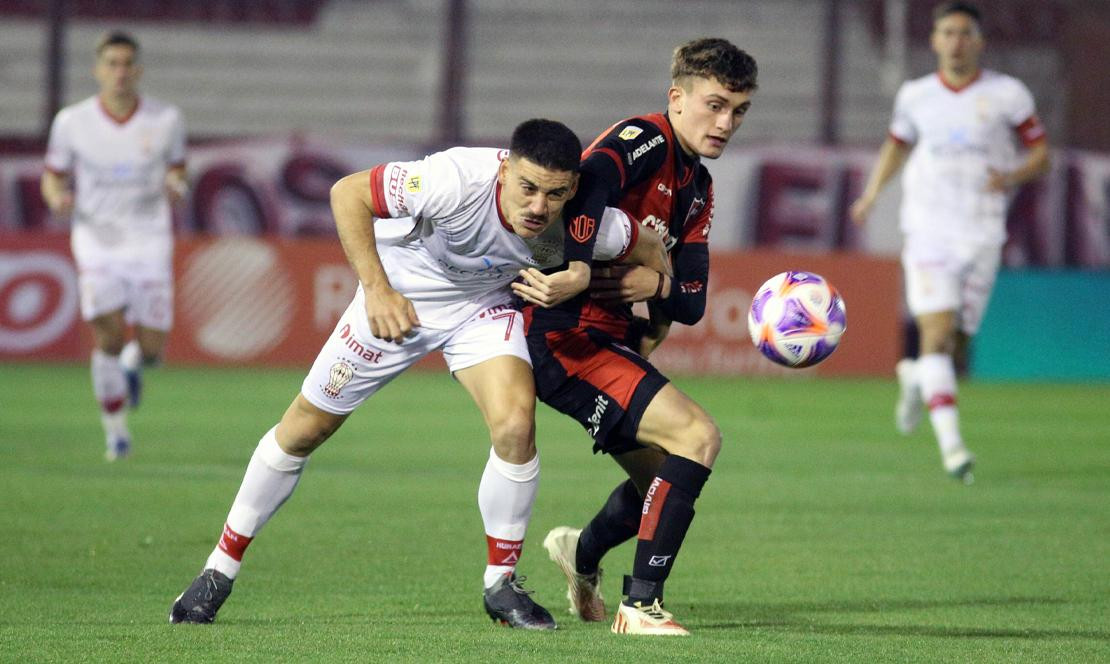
[1,363,1107,663]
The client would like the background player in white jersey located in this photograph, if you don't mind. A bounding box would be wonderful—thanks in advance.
[40,31,188,461]
[169,119,669,629]
[849,1,1050,481]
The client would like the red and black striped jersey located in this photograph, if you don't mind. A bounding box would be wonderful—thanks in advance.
[525,112,713,339]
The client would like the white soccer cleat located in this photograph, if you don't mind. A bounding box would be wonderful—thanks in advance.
[611,599,689,636]
[543,527,605,622]
[944,448,975,484]
[895,358,924,434]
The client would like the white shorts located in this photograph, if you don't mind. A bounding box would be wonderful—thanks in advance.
[301,290,529,415]
[72,226,174,329]
[901,235,1001,335]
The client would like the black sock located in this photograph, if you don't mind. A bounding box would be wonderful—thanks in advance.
[628,455,710,604]
[575,479,642,575]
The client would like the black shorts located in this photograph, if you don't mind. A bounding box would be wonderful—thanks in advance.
[528,326,669,455]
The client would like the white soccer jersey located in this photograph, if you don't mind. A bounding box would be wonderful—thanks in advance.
[45,95,186,257]
[366,147,635,328]
[890,69,1045,245]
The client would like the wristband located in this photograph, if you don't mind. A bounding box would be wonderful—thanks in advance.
[653,272,666,300]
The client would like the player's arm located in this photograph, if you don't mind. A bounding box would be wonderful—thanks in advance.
[164,165,188,204]
[849,135,911,225]
[986,137,1050,192]
[40,170,74,217]
[590,223,673,304]
[330,169,419,343]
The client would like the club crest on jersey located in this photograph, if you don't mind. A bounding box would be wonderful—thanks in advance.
[323,360,354,398]
[618,126,643,141]
[569,214,596,243]
[405,175,422,193]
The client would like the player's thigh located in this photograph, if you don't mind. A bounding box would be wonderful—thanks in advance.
[901,239,960,319]
[134,326,169,359]
[128,275,173,333]
[300,297,441,415]
[446,302,537,458]
[276,393,349,455]
[78,268,129,326]
[528,327,667,455]
[636,383,720,467]
[957,245,1002,336]
[613,447,666,496]
[87,308,128,353]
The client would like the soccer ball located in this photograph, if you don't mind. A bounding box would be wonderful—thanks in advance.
[747,271,846,368]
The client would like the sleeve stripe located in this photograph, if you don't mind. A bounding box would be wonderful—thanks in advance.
[888,131,911,146]
[1015,115,1046,147]
[595,147,626,188]
[367,163,389,217]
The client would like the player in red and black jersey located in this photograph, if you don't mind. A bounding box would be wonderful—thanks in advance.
[511,38,758,635]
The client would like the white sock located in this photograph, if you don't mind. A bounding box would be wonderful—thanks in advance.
[917,353,964,459]
[204,427,309,578]
[91,349,128,440]
[120,339,142,372]
[478,447,539,588]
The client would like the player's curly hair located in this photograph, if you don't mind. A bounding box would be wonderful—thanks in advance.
[96,30,140,57]
[509,119,582,173]
[932,1,982,29]
[671,38,758,93]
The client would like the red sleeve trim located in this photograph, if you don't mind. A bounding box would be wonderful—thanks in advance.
[367,163,389,217]
[594,147,626,189]
[613,213,639,262]
[1015,115,1046,147]
[888,131,911,146]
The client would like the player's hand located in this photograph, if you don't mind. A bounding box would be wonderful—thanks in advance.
[362,284,420,343]
[848,194,874,226]
[985,168,1011,193]
[49,192,75,218]
[590,265,664,303]
[512,261,590,308]
[165,175,189,204]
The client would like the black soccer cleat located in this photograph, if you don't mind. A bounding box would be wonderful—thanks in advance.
[169,569,234,624]
[483,574,557,630]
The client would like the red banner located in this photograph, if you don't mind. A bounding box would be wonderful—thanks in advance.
[1,233,900,375]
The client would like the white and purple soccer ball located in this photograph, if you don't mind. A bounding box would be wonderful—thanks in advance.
[747,271,847,368]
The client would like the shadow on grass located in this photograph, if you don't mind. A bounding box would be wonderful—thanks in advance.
[691,596,1108,641]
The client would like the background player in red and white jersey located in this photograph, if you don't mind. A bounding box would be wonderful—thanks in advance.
[40,31,188,462]
[169,119,669,629]
[850,1,1050,482]
[513,39,758,635]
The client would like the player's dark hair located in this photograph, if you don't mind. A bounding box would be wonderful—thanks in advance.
[932,1,982,29]
[509,119,582,173]
[671,38,758,93]
[96,30,140,57]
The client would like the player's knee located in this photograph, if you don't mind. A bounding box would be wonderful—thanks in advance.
[487,404,536,462]
[669,413,721,468]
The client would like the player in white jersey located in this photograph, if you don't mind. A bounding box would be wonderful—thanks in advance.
[169,119,670,629]
[850,2,1049,481]
[40,31,188,461]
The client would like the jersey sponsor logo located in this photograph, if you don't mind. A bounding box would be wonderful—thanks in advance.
[569,214,596,243]
[627,135,665,165]
[618,126,643,141]
[339,323,384,364]
[405,175,421,193]
[586,394,610,436]
[656,182,672,197]
[641,215,676,251]
[323,359,354,398]
[387,165,409,215]
[679,279,704,295]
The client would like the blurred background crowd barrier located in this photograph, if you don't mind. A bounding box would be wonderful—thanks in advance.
[1,0,1107,378]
